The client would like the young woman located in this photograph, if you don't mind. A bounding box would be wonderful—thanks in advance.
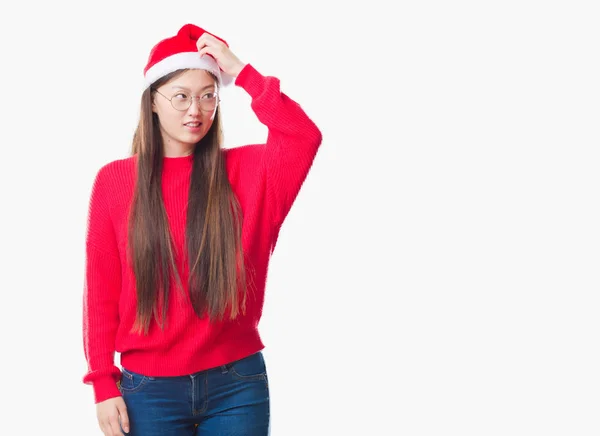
[82,23,322,436]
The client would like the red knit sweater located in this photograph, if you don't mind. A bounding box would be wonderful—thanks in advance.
[82,63,322,404]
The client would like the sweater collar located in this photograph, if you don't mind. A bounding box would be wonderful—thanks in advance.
[162,153,194,171]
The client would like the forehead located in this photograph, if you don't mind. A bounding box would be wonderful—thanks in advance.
[163,69,217,92]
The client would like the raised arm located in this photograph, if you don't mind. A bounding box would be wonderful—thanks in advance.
[195,32,323,231]
[235,63,323,229]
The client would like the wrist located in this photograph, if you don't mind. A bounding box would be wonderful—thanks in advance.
[232,61,247,78]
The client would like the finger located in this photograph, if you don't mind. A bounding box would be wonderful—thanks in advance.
[196,38,207,52]
[197,45,216,58]
[99,419,109,435]
[196,33,224,52]
[100,421,111,436]
[198,32,222,46]
[118,404,130,433]
[196,34,213,52]
[109,415,124,435]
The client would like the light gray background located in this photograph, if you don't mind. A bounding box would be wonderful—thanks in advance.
[0,0,598,434]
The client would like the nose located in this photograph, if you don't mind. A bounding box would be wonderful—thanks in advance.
[187,97,201,115]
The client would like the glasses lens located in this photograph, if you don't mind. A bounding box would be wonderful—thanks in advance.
[172,97,191,111]
[170,95,218,111]
[200,96,218,111]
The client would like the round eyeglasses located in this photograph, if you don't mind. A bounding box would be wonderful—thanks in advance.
[153,89,220,112]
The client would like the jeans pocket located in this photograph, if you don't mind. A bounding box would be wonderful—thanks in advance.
[119,367,149,393]
[229,352,267,380]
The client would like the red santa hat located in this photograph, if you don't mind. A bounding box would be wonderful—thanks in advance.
[143,24,234,88]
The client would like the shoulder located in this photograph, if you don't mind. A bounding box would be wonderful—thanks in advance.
[92,156,136,193]
[95,156,135,179]
[223,144,265,167]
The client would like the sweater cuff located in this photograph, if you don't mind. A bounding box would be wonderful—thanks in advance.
[234,63,267,99]
[93,375,122,404]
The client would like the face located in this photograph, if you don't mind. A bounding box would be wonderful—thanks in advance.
[152,69,219,155]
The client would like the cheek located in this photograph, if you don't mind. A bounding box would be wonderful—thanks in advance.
[203,118,215,133]
[200,110,216,126]
[158,111,181,132]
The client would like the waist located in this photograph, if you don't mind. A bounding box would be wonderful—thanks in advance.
[118,326,264,377]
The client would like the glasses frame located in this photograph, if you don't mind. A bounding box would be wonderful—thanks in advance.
[153,88,221,112]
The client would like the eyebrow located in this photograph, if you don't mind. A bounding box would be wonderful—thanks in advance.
[170,84,215,91]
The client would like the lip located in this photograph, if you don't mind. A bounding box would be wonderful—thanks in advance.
[184,122,202,133]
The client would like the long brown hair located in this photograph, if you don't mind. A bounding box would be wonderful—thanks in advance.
[128,69,247,334]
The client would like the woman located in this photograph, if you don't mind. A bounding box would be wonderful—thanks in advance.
[82,23,322,436]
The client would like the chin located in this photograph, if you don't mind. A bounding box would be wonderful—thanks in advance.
[182,133,206,145]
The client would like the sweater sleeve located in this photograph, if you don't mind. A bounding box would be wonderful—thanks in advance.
[82,165,123,403]
[234,63,323,230]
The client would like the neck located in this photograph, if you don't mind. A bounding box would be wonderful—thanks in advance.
[163,148,194,158]
[163,141,195,158]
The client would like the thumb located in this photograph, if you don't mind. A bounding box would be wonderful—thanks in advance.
[117,401,130,433]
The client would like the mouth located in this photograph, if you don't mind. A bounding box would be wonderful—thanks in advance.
[184,121,203,133]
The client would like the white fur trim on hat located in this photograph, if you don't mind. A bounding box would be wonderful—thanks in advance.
[143,52,233,88]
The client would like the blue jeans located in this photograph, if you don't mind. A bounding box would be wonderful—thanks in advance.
[119,351,270,435]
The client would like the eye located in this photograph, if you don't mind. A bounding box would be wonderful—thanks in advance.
[173,93,188,100]
[201,92,217,99]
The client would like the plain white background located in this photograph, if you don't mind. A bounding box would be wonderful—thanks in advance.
[0,0,599,434]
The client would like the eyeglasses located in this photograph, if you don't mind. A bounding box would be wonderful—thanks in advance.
[153,89,220,112]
